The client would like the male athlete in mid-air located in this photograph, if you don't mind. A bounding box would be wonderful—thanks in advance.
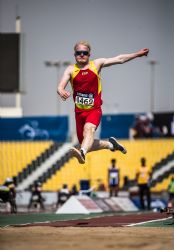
[57,41,149,164]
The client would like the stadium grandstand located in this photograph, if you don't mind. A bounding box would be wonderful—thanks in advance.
[1,118,174,195]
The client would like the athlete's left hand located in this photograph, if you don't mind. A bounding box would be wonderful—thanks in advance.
[138,48,149,57]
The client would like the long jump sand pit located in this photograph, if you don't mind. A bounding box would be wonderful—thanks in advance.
[1,226,174,250]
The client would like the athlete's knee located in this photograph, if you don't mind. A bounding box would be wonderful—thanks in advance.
[83,123,96,137]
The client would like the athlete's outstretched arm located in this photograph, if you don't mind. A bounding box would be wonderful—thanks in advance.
[57,65,73,100]
[95,48,149,69]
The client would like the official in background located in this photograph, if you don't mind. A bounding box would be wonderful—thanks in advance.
[108,159,119,197]
[136,157,152,210]
[167,176,174,207]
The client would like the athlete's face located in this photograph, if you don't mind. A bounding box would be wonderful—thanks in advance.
[74,44,90,65]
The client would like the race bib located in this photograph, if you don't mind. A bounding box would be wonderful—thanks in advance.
[110,172,118,178]
[75,92,94,107]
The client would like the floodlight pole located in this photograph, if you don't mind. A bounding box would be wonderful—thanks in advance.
[44,61,71,115]
[15,16,22,110]
[148,60,157,113]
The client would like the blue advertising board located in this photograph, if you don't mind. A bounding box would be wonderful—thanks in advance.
[100,114,135,139]
[0,116,68,141]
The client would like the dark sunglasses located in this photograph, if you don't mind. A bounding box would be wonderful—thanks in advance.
[75,50,89,56]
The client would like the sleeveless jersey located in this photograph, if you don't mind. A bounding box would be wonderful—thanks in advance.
[137,166,150,184]
[70,60,102,112]
[108,168,119,186]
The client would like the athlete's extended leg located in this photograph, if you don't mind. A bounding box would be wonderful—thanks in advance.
[89,138,127,154]
[79,123,125,158]
[71,134,127,164]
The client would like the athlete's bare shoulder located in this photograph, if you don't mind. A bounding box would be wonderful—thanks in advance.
[65,64,74,75]
[67,64,74,71]
[93,58,106,71]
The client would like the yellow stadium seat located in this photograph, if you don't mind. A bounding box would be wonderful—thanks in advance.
[42,139,174,192]
[0,141,53,184]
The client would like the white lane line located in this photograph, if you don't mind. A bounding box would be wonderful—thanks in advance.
[126,216,172,227]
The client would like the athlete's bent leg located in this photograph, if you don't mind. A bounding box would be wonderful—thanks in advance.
[81,122,96,154]
[70,122,96,164]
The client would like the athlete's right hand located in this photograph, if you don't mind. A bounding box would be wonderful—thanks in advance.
[57,88,71,101]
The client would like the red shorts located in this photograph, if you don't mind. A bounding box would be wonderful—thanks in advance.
[75,107,102,144]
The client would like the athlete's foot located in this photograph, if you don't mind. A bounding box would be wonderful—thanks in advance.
[70,147,85,164]
[109,137,127,154]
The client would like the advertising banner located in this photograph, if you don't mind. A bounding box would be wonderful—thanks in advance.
[0,116,68,141]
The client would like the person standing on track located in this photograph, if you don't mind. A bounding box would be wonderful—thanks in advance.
[57,41,149,164]
[136,157,152,210]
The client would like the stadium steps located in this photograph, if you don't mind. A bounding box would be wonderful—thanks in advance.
[42,139,174,192]
[88,139,174,189]
[35,152,71,188]
[16,142,74,191]
[0,141,53,184]
[150,152,174,188]
[15,141,62,185]
[151,151,174,173]
[153,166,174,185]
[151,173,174,192]
[14,139,174,192]
[33,144,81,191]
[42,157,85,191]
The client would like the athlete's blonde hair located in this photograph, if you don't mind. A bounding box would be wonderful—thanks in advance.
[74,41,91,52]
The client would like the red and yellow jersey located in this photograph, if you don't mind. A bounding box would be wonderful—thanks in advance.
[70,60,102,112]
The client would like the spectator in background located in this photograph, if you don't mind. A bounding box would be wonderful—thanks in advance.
[167,177,174,207]
[108,159,120,197]
[130,112,167,139]
[4,177,16,201]
[130,114,153,139]
[122,176,130,192]
[0,177,17,213]
[28,182,45,210]
[136,157,152,210]
[70,184,79,196]
[96,179,107,191]
[57,184,70,208]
